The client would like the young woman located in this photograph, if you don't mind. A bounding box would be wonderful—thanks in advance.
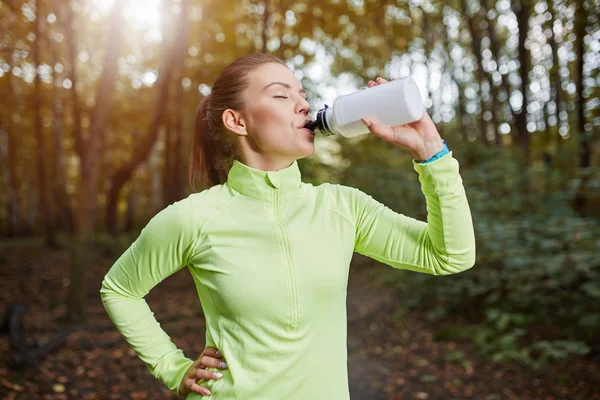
[100,53,476,399]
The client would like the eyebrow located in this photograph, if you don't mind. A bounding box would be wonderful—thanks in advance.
[263,82,306,95]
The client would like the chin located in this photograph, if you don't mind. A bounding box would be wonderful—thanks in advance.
[296,143,315,159]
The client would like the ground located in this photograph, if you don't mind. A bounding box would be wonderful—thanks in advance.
[1,242,598,399]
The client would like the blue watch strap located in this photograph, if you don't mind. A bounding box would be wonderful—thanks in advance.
[416,139,449,164]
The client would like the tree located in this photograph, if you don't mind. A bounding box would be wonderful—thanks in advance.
[32,0,56,247]
[105,0,190,234]
[67,0,125,324]
[573,0,591,216]
[512,0,531,160]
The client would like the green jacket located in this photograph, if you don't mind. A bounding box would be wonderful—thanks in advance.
[100,151,476,399]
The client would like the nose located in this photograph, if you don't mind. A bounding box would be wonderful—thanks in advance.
[295,96,310,116]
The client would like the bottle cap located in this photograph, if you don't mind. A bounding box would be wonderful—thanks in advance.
[312,104,335,136]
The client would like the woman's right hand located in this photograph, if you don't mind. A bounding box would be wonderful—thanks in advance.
[178,346,228,397]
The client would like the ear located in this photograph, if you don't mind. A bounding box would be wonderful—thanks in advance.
[222,109,248,137]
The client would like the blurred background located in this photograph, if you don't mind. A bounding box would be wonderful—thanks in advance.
[1,0,599,399]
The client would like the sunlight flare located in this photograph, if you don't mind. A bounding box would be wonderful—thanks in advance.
[87,0,163,34]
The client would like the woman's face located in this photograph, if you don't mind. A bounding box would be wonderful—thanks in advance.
[223,62,315,169]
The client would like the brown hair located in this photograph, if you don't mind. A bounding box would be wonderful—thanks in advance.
[189,53,288,190]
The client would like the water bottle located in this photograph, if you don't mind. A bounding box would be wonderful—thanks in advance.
[304,77,424,138]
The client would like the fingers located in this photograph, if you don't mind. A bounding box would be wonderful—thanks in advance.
[202,347,223,359]
[371,77,389,86]
[201,354,228,369]
[184,357,226,397]
[361,117,415,148]
[186,379,212,396]
[196,368,224,381]
[362,76,390,90]
[181,348,226,398]
[361,117,395,141]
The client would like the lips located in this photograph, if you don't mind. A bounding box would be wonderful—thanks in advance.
[300,127,315,136]
[299,120,315,134]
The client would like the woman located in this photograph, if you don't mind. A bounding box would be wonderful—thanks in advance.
[100,53,476,399]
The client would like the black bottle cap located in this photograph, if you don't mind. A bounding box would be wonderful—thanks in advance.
[304,119,318,132]
[308,104,334,136]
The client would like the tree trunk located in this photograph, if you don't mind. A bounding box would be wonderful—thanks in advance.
[62,0,85,162]
[543,99,554,192]
[547,0,562,155]
[261,0,271,52]
[162,122,174,208]
[173,72,186,201]
[105,0,190,235]
[573,0,590,216]
[67,1,125,324]
[48,19,73,235]
[124,188,136,233]
[26,172,36,236]
[513,0,531,158]
[1,57,23,237]
[33,1,57,247]
[483,0,520,139]
[508,0,533,214]
[420,6,433,105]
[162,69,187,206]
[460,0,489,144]
[441,10,469,142]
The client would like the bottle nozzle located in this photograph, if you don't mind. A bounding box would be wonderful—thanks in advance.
[303,104,334,136]
[304,120,318,132]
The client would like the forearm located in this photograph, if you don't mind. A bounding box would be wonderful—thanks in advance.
[100,280,194,393]
[412,151,476,273]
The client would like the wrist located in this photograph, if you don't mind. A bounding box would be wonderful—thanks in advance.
[414,139,448,163]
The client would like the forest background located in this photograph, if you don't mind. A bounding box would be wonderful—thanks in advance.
[1,0,598,398]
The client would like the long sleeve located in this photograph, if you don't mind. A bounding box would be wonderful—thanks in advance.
[348,151,476,275]
[100,200,201,394]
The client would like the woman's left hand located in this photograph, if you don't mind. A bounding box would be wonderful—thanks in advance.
[360,77,444,162]
[178,346,227,397]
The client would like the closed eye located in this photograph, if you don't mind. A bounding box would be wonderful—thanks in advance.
[274,96,288,99]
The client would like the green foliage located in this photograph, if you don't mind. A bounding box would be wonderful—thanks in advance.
[444,349,466,363]
[343,142,600,370]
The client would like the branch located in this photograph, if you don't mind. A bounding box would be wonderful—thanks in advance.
[0,46,28,54]
[1,0,22,14]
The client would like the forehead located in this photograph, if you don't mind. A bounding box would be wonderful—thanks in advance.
[247,63,299,92]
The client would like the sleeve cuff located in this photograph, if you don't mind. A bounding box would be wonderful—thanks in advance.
[413,139,449,164]
[412,150,461,196]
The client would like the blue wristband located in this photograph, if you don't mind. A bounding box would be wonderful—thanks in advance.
[416,140,449,164]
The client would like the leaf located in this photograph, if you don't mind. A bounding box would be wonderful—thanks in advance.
[52,384,66,393]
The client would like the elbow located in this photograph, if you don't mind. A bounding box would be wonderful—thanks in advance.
[435,248,476,275]
[456,255,476,273]
[99,278,110,306]
[99,276,120,307]
[453,248,477,273]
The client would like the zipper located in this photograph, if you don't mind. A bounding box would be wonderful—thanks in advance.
[272,188,299,329]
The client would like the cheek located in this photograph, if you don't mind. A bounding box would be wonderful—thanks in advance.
[250,107,295,147]
[254,106,289,127]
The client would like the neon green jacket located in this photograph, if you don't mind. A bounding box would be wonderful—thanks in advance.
[100,151,476,399]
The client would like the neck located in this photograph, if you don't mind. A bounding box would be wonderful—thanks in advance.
[238,153,296,172]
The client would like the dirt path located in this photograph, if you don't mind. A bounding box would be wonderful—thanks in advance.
[346,254,600,400]
[1,244,598,399]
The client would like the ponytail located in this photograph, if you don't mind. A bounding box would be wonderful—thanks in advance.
[188,95,236,190]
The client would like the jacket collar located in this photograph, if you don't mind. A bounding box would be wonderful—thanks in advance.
[226,159,302,201]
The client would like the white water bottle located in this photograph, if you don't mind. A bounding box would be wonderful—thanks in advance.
[304,77,424,138]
